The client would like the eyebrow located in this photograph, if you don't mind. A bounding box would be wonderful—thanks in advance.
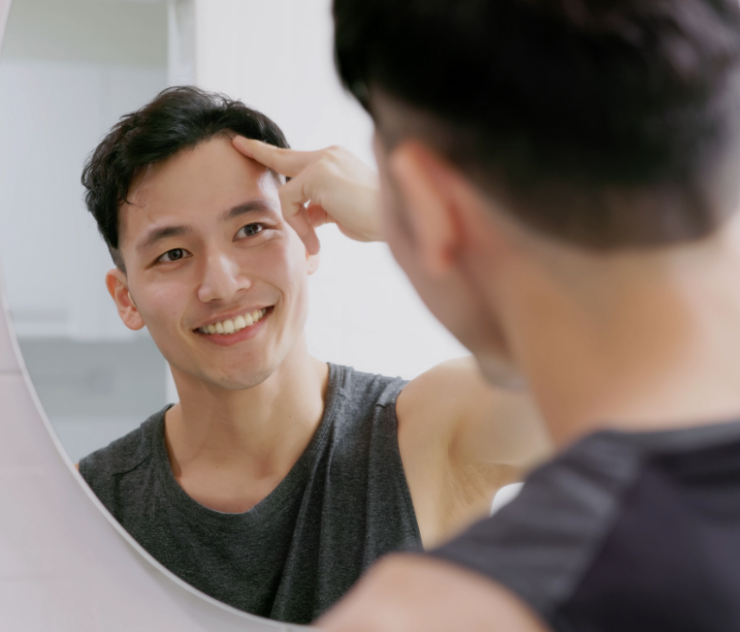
[135,199,277,255]
[221,199,276,222]
[136,225,193,255]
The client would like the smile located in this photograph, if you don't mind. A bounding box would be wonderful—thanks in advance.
[197,308,268,335]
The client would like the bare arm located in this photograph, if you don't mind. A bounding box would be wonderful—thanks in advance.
[402,357,550,469]
[317,554,550,632]
[397,357,551,546]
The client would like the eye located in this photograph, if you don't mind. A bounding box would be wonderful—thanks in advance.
[157,248,190,263]
[236,223,265,239]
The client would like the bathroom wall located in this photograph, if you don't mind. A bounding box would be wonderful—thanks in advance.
[0,0,169,462]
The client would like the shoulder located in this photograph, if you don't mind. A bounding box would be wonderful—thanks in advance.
[331,363,407,411]
[395,357,490,454]
[396,356,485,426]
[398,356,550,472]
[78,406,168,489]
[319,553,548,632]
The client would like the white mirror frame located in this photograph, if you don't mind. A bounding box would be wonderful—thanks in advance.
[0,1,303,628]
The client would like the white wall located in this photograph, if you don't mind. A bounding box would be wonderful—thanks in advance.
[0,59,167,339]
[0,0,171,461]
[193,0,467,379]
[0,0,169,339]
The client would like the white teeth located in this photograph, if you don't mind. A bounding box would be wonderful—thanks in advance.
[199,308,269,335]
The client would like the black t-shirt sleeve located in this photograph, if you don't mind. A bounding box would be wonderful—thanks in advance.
[428,433,641,621]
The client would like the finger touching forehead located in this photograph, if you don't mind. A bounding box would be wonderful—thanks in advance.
[118,135,285,248]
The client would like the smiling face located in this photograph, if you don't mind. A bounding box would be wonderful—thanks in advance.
[107,135,318,391]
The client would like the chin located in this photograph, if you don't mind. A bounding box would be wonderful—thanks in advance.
[199,361,274,391]
[224,369,274,391]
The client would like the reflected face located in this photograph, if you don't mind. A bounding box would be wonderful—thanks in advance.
[113,136,317,390]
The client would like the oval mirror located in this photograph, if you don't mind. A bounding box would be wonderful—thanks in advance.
[0,0,287,629]
[0,0,475,628]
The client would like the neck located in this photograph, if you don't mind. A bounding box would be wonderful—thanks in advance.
[166,337,329,478]
[495,217,740,449]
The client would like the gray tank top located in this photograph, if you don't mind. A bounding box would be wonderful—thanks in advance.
[79,363,422,624]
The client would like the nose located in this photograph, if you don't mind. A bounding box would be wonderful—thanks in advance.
[197,252,252,303]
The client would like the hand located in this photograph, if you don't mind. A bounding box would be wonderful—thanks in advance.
[232,137,382,255]
[315,554,549,632]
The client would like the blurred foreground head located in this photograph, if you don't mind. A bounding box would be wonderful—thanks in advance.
[334,0,740,249]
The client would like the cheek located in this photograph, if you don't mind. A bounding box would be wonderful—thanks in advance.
[383,207,418,282]
[281,236,313,321]
[252,234,310,298]
[379,178,416,263]
[128,275,187,331]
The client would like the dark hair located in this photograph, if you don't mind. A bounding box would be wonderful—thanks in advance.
[334,0,740,249]
[82,86,289,269]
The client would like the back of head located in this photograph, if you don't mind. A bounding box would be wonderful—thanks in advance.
[82,86,289,269]
[334,0,740,249]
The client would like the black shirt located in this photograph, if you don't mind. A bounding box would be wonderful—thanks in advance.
[432,419,740,631]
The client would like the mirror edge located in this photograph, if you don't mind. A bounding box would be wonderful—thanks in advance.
[0,0,305,628]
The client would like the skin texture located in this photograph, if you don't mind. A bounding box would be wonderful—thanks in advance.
[317,555,548,632]
[106,136,550,545]
[235,114,740,632]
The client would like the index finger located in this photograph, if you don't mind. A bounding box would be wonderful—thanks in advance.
[232,136,322,178]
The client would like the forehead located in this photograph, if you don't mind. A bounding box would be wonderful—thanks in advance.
[119,136,281,246]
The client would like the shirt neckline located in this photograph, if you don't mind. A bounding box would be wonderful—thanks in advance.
[149,362,346,527]
[577,415,740,454]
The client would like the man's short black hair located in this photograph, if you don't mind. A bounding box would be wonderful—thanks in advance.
[82,86,289,270]
[334,0,740,249]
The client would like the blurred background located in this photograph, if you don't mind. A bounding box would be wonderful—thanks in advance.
[0,0,466,463]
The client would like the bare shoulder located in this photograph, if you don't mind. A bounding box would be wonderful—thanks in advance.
[395,357,550,547]
[395,356,487,438]
[396,355,548,468]
[394,357,481,488]
[317,554,550,632]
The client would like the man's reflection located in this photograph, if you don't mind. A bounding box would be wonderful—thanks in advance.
[77,86,549,624]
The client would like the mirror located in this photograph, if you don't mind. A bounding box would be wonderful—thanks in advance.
[0,0,171,463]
[0,0,501,626]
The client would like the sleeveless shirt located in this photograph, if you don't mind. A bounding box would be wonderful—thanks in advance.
[79,363,422,624]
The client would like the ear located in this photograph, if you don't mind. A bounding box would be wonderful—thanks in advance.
[105,269,146,331]
[388,141,463,276]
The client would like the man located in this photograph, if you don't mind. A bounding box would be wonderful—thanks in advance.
[77,86,548,624]
[232,0,740,629]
